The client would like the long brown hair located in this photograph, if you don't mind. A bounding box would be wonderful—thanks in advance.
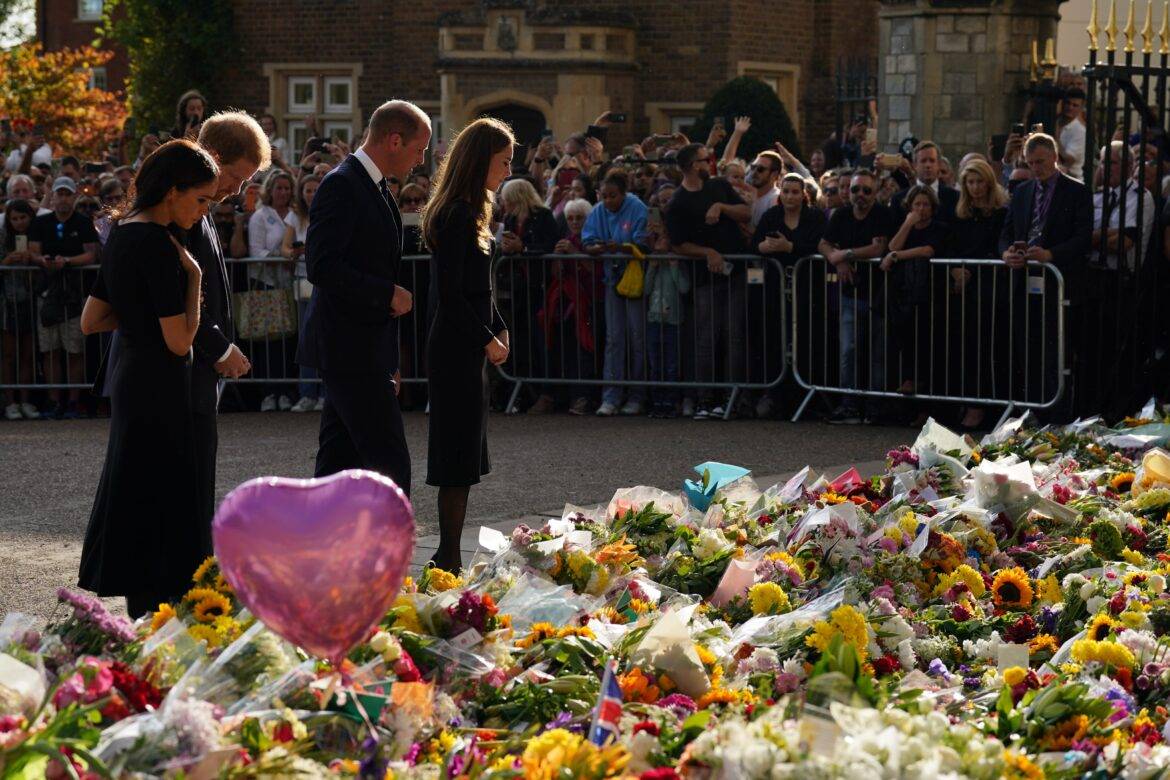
[422,117,516,251]
[955,158,1007,219]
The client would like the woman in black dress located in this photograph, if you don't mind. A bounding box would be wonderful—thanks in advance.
[78,140,219,616]
[421,118,515,571]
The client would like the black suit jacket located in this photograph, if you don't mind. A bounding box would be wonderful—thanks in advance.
[297,154,403,376]
[998,173,1092,294]
[893,183,959,224]
[187,213,232,413]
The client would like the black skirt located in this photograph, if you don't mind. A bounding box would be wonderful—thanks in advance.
[78,342,206,599]
[425,342,490,487]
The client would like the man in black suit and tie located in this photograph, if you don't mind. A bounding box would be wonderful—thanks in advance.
[189,112,271,545]
[298,100,430,495]
[892,140,959,223]
[998,132,1092,414]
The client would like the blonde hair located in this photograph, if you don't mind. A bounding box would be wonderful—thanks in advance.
[422,117,516,252]
[198,111,272,169]
[500,178,544,220]
[955,158,1008,219]
[259,168,294,208]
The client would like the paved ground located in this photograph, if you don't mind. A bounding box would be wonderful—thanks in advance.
[0,410,911,620]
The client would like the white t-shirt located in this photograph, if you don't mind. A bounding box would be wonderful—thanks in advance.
[284,211,308,278]
[751,187,780,229]
[1059,119,1086,181]
[4,143,52,173]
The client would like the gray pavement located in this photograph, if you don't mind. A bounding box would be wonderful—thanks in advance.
[0,410,909,620]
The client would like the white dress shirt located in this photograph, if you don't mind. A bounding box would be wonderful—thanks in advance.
[1092,181,1155,270]
[1059,119,1086,181]
[354,147,384,187]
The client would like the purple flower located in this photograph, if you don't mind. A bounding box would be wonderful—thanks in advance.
[402,742,422,766]
[657,693,697,717]
[928,659,949,678]
[545,711,573,730]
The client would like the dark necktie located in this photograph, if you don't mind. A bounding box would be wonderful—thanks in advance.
[1027,180,1048,245]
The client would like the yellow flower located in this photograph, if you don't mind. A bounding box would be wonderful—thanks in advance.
[696,687,753,709]
[517,622,559,649]
[1003,750,1044,780]
[991,568,1034,609]
[629,598,652,615]
[748,582,791,615]
[820,491,848,505]
[191,556,216,584]
[391,595,423,633]
[213,615,242,644]
[1029,634,1059,654]
[426,568,462,592]
[594,536,643,569]
[1087,613,1122,641]
[1111,472,1136,492]
[183,586,222,604]
[805,605,870,662]
[192,591,232,624]
[1036,575,1062,604]
[1122,548,1146,566]
[150,603,176,633]
[1070,638,1136,670]
[521,728,629,779]
[933,564,987,598]
[1002,666,1027,687]
[188,624,221,648]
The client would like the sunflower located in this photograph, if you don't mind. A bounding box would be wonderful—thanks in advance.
[1111,472,1136,492]
[1029,634,1060,654]
[150,603,176,633]
[191,556,217,584]
[188,624,221,648]
[192,591,232,624]
[1003,750,1044,780]
[991,567,1034,609]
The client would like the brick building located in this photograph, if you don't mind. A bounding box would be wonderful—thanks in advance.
[36,0,127,93]
[39,0,879,155]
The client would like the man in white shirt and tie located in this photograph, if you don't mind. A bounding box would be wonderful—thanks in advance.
[1092,141,1154,271]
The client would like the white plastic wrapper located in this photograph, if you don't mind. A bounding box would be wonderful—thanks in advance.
[630,605,709,698]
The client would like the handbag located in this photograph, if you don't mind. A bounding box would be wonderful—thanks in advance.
[615,243,645,299]
[233,283,297,340]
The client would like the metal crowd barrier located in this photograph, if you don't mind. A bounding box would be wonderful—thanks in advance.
[789,254,1068,427]
[491,253,789,420]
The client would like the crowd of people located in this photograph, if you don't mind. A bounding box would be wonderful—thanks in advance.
[0,82,1163,427]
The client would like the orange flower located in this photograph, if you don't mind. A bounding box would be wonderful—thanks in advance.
[618,667,660,704]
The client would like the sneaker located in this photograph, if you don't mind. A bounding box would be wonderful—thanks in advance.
[693,404,714,420]
[290,397,317,413]
[596,401,618,417]
[61,402,81,420]
[529,395,555,415]
[278,394,293,411]
[710,403,734,420]
[260,394,278,412]
[755,395,775,419]
[5,403,20,421]
[568,397,590,416]
[620,400,644,416]
[681,398,695,418]
[20,403,40,420]
[314,398,326,412]
[826,407,862,425]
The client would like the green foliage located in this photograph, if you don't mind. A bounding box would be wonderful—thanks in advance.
[98,0,237,135]
[690,76,802,162]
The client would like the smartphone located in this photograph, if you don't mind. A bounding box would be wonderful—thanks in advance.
[84,162,104,175]
[243,187,258,212]
[291,240,304,249]
[865,127,878,145]
[990,133,1008,161]
[1012,241,1028,253]
[306,137,326,155]
[1011,122,1026,136]
[608,112,627,123]
[401,211,421,227]
[648,206,662,224]
[1031,123,1044,133]
[556,168,577,188]
[15,235,27,252]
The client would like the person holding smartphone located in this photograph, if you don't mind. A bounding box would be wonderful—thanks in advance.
[1,200,41,420]
[282,174,322,413]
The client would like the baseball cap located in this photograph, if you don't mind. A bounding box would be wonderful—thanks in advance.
[52,176,77,193]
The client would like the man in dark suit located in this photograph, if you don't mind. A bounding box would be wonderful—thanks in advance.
[998,132,1092,414]
[298,100,430,496]
[892,140,959,223]
[189,112,270,545]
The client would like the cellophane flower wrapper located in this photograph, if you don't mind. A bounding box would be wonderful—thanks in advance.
[165,620,299,712]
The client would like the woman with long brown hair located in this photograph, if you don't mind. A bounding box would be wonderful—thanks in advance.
[421,118,514,571]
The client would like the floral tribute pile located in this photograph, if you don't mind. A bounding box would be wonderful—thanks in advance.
[12,414,1170,778]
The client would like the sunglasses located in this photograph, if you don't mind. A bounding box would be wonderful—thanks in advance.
[824,187,839,195]
[750,163,777,173]
[850,185,874,195]
[401,197,423,205]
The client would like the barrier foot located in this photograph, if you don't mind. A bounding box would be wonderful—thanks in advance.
[791,389,816,422]
[724,387,740,421]
[993,403,1016,432]
[505,381,524,415]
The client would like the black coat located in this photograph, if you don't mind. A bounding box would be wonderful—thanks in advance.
[297,154,403,376]
[187,213,232,413]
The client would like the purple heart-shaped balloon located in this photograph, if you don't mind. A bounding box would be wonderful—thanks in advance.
[213,469,414,664]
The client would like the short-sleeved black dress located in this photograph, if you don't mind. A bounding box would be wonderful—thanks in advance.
[78,222,205,604]
[426,201,507,487]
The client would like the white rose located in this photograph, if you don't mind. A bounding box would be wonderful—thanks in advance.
[369,631,392,654]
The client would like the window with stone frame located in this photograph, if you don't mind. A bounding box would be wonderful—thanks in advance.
[265,65,362,157]
[77,0,103,21]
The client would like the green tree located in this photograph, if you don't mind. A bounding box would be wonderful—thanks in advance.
[690,76,802,162]
[98,0,237,136]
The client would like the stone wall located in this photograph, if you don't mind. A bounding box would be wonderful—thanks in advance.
[879,0,1062,158]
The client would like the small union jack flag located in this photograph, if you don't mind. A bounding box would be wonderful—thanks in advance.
[588,658,623,746]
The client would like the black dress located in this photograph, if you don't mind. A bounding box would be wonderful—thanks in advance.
[426,201,507,487]
[79,222,205,604]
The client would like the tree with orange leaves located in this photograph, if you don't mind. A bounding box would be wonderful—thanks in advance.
[0,43,127,159]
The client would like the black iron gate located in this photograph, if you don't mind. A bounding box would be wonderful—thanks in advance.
[1078,0,1170,419]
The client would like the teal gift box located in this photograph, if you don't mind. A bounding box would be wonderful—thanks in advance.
[683,461,751,511]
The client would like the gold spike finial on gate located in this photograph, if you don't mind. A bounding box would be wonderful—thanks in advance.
[1088,0,1100,50]
[1143,0,1155,51]
[1030,39,1040,81]
[1160,0,1169,53]
[1125,0,1137,50]
[1106,0,1118,51]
